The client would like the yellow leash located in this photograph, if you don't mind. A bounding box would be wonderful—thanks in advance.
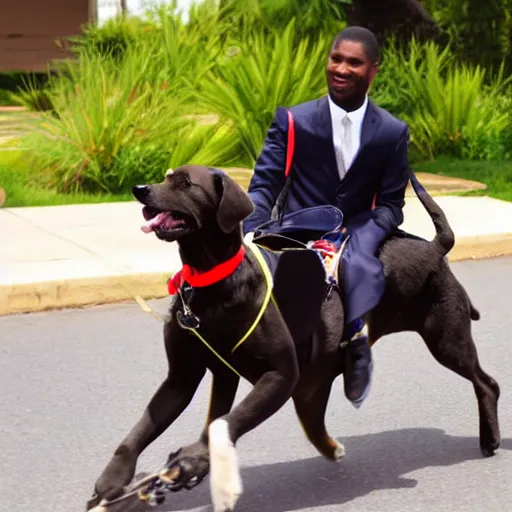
[178,242,274,377]
[231,243,273,354]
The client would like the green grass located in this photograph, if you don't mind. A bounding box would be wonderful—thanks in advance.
[0,150,132,207]
[414,157,512,202]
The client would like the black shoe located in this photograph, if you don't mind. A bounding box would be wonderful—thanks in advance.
[343,333,373,408]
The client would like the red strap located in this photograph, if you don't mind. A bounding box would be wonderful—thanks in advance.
[285,109,377,213]
[167,245,246,295]
[285,110,295,178]
[371,193,377,210]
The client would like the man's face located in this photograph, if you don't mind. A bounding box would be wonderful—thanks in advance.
[326,39,378,109]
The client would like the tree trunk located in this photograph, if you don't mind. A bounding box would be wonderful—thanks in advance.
[346,0,444,47]
[120,0,128,17]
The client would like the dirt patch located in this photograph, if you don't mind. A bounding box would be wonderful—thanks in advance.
[222,168,488,196]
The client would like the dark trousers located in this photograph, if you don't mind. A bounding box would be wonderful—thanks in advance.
[339,214,388,326]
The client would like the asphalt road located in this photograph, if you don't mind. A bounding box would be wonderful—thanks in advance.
[1,257,511,512]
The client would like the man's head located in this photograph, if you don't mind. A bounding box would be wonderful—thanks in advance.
[326,26,380,111]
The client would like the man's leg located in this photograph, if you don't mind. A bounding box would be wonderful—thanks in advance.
[338,217,387,408]
[343,317,372,408]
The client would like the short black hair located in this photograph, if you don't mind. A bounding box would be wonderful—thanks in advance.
[331,26,380,64]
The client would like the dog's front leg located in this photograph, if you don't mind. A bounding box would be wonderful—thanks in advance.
[92,325,206,505]
[208,337,299,512]
[166,368,240,491]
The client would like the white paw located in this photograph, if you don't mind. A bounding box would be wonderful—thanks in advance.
[333,440,346,461]
[209,419,243,512]
[88,503,108,512]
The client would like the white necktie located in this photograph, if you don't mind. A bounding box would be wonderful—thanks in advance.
[341,114,353,172]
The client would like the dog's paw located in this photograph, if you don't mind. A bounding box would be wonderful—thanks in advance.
[333,440,345,461]
[209,419,243,512]
[165,442,210,491]
[92,449,136,507]
[87,503,108,512]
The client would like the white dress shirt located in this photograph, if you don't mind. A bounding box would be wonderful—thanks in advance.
[328,94,369,180]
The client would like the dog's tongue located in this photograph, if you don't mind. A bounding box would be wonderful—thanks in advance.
[141,212,167,233]
[141,212,185,233]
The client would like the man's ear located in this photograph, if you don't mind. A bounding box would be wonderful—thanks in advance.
[213,169,254,233]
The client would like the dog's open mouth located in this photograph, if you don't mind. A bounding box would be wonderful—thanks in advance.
[140,206,191,235]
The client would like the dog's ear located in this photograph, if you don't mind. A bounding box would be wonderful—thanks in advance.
[213,169,254,233]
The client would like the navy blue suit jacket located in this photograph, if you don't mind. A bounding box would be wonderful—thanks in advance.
[244,95,410,235]
[244,95,411,323]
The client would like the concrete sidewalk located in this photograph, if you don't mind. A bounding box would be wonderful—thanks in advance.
[2,194,512,316]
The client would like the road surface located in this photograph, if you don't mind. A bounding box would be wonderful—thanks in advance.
[1,257,511,512]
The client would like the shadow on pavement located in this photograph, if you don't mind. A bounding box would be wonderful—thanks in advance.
[154,427,512,512]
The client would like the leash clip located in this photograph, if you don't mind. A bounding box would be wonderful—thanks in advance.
[177,286,200,329]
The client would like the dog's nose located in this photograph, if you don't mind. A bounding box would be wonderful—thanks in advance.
[132,185,149,200]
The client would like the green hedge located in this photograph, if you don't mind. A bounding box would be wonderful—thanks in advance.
[13,1,512,195]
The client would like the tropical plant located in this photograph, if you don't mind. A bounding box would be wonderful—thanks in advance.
[422,0,512,74]
[216,0,347,38]
[17,5,239,193]
[401,48,510,160]
[67,14,152,60]
[194,20,331,165]
[370,38,511,160]
[371,38,453,120]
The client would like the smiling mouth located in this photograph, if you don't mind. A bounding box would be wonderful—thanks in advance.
[140,206,191,234]
[331,75,351,88]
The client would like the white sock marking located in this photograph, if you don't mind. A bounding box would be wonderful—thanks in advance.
[209,419,243,511]
[333,440,346,460]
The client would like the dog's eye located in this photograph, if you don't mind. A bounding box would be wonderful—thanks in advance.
[182,177,192,188]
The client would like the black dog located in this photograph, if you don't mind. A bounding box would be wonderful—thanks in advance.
[88,165,500,512]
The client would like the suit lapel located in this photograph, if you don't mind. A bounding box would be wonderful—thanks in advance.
[313,96,339,179]
[358,99,381,155]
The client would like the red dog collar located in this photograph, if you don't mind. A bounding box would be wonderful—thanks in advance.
[168,245,246,295]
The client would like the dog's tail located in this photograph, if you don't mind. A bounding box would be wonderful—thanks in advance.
[409,172,455,258]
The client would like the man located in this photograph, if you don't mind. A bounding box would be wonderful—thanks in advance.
[243,26,411,407]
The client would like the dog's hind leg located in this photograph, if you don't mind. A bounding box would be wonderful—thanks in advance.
[419,310,500,457]
[293,379,345,461]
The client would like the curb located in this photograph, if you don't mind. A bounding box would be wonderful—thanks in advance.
[2,234,512,317]
[448,233,512,262]
[0,272,171,316]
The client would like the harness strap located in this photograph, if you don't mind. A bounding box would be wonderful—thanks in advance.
[283,108,378,212]
[179,242,274,377]
[231,242,273,354]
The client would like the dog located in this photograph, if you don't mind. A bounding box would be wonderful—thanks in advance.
[87,164,500,512]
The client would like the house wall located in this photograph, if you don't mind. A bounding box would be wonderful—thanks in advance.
[0,0,92,71]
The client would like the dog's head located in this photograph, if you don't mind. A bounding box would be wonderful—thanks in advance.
[133,165,254,243]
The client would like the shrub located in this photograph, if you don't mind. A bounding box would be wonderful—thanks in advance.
[371,38,453,120]
[0,89,14,106]
[8,74,55,111]
[372,39,511,161]
[423,0,512,75]
[17,5,239,194]
[68,15,152,61]
[194,20,331,165]
[216,0,346,39]
[19,50,184,193]
[403,57,510,160]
